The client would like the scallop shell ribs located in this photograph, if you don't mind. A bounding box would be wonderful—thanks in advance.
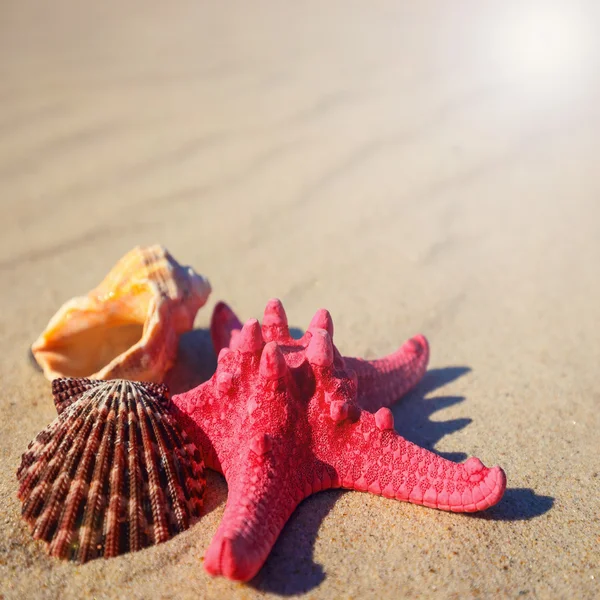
[17,378,206,562]
[31,245,211,382]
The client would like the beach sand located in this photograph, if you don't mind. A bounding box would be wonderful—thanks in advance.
[1,1,599,598]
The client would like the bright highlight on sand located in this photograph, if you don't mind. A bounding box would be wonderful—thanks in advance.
[491,4,591,80]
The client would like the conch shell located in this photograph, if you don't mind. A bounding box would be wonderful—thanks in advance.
[31,245,211,382]
[17,378,206,562]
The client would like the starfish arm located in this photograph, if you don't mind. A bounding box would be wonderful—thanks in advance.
[343,334,429,412]
[325,409,506,512]
[203,440,304,582]
[210,302,242,354]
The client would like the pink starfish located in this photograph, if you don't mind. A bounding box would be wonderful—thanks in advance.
[172,300,506,582]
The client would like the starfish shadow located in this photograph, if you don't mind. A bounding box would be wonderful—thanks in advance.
[250,490,344,595]
[393,369,555,520]
[289,326,305,340]
[165,328,217,394]
[469,488,554,521]
[392,367,473,462]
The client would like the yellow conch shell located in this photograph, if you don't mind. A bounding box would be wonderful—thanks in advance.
[31,245,211,382]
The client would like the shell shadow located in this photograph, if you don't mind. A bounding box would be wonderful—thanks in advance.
[165,328,217,394]
[28,347,43,372]
[392,366,473,462]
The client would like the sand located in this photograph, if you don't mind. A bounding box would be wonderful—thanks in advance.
[1,1,599,598]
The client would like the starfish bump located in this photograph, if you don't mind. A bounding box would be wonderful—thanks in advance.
[175,300,506,582]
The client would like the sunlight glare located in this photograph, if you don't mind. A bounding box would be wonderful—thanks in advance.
[492,4,591,80]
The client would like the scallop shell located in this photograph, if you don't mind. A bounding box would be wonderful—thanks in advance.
[17,378,206,562]
[31,245,211,382]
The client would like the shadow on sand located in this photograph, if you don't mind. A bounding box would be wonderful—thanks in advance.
[392,366,473,462]
[470,487,554,521]
[251,490,344,595]
[165,328,217,394]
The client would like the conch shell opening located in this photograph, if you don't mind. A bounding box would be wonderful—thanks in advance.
[31,245,211,383]
[33,308,144,379]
